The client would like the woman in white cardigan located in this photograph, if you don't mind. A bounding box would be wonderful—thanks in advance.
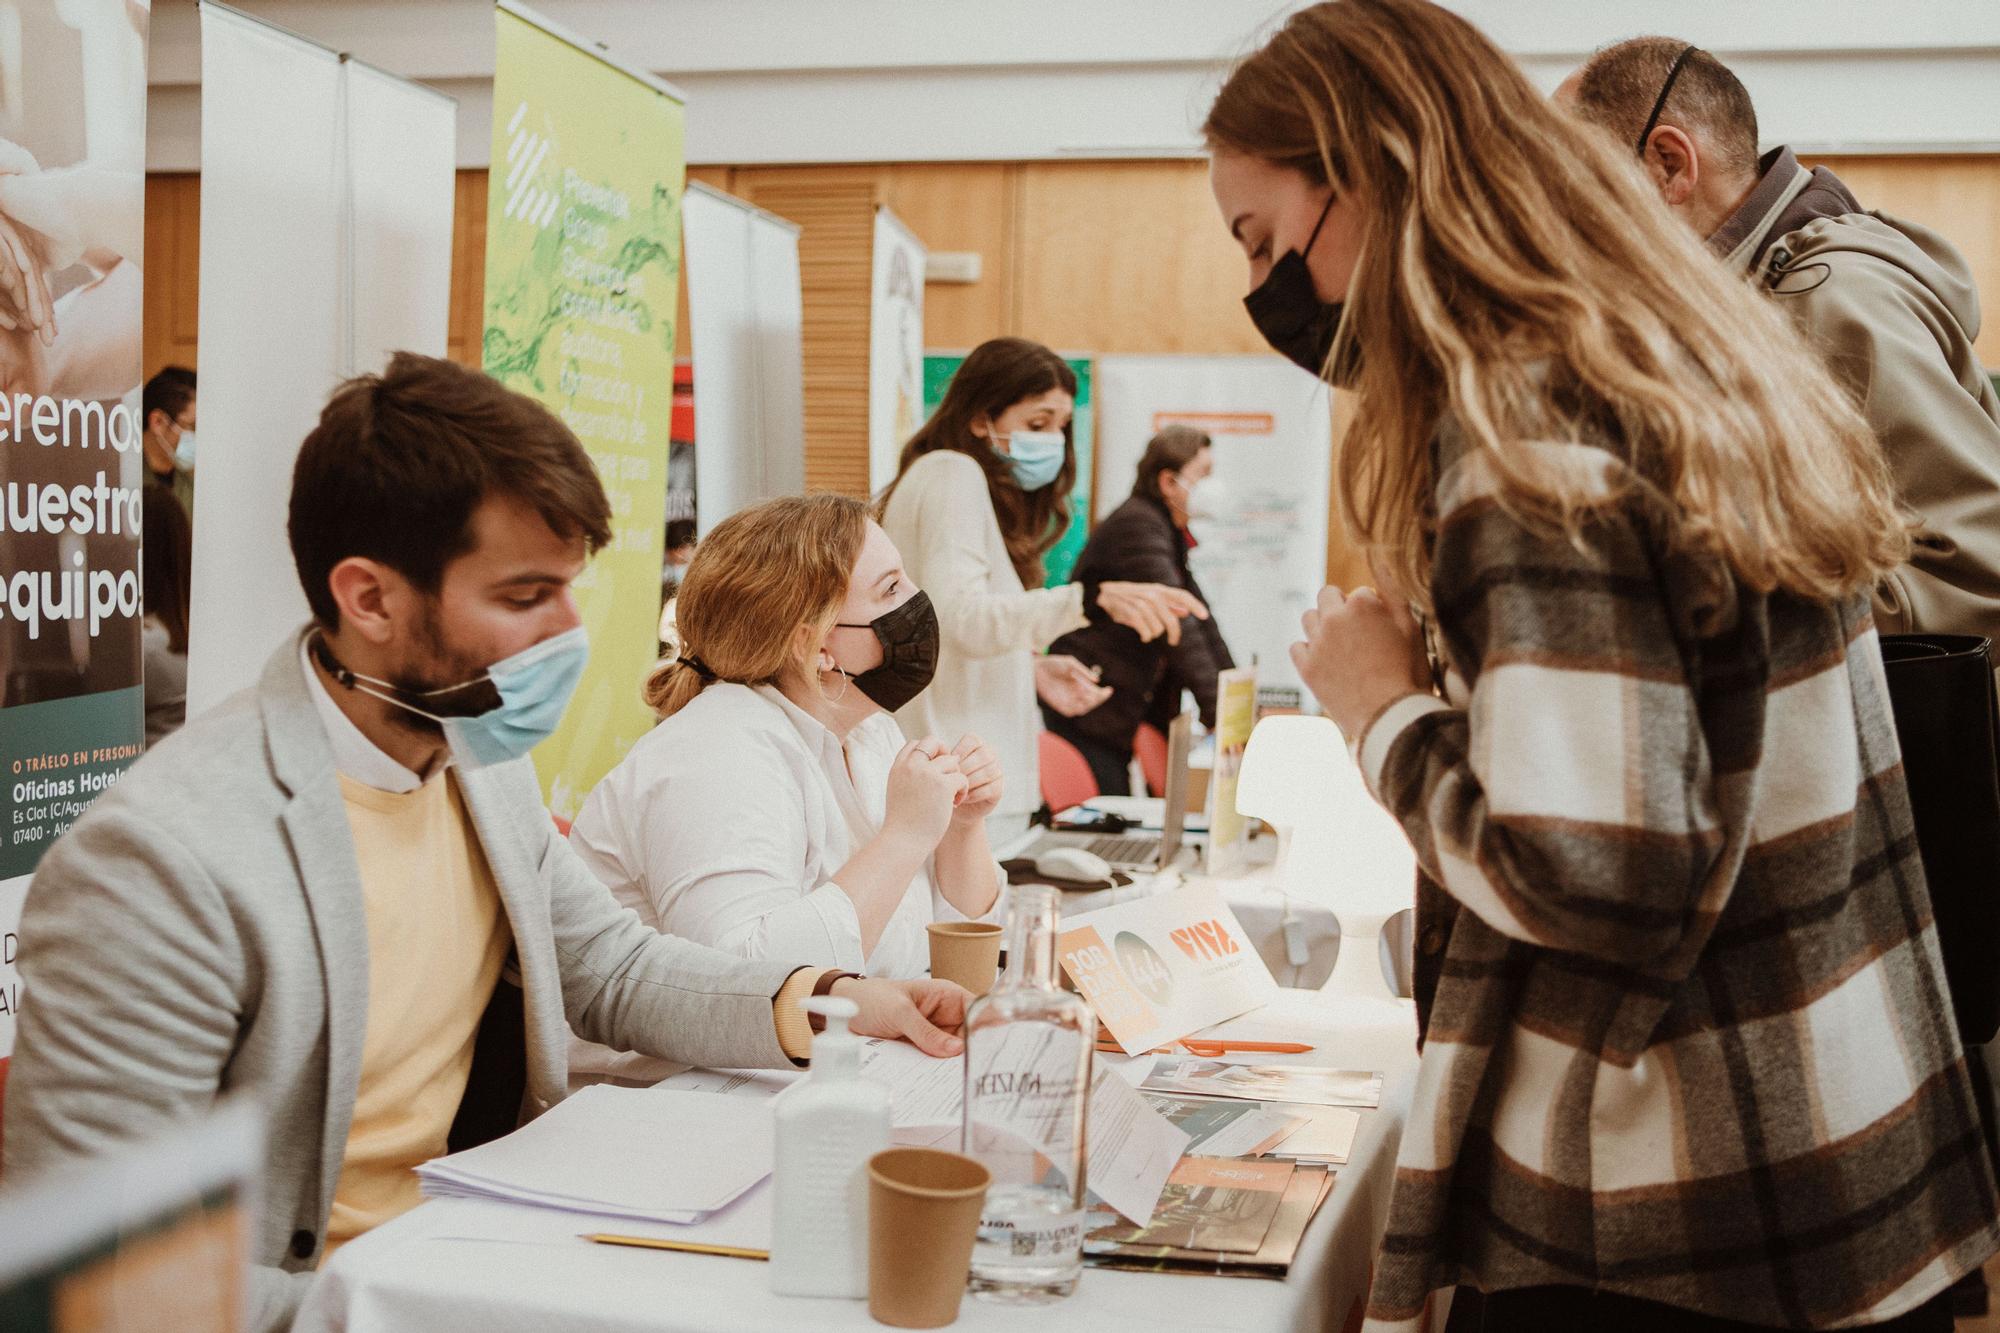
[879,338,1207,835]
[571,494,1003,1000]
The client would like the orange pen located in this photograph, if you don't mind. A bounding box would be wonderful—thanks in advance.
[1178,1039,1316,1056]
[1093,1037,1316,1056]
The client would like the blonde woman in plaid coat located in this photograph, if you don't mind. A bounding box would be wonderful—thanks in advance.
[1205,2,2000,1329]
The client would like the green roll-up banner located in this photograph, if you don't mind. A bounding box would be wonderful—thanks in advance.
[484,3,686,816]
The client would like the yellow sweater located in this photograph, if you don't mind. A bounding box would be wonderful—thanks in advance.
[324,773,511,1256]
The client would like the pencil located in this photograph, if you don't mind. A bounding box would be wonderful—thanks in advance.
[581,1234,770,1260]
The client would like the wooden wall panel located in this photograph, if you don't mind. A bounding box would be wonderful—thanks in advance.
[146,153,2000,580]
[880,163,1014,352]
[730,165,885,498]
[1013,160,1264,355]
[141,173,201,377]
[1804,154,2000,364]
[445,169,488,368]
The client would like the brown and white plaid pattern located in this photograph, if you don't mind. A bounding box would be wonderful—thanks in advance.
[1354,434,2000,1329]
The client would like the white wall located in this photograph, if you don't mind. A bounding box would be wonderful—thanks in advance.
[146,0,2000,172]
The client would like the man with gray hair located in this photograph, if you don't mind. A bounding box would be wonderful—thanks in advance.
[1560,38,2000,651]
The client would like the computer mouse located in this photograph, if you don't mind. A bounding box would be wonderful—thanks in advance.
[1035,846,1113,884]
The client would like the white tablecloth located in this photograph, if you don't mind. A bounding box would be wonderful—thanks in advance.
[295,841,1420,1333]
[296,982,1415,1333]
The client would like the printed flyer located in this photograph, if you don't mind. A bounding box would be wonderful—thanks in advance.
[1057,881,1276,1054]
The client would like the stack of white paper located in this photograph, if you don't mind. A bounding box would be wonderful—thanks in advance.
[417,1087,772,1224]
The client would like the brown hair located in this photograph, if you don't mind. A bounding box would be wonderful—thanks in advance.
[881,337,1077,588]
[141,365,196,435]
[1203,0,1907,608]
[288,352,612,627]
[1569,38,1761,180]
[645,494,870,718]
[1134,425,1212,503]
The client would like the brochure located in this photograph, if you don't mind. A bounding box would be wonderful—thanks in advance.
[1057,882,1278,1054]
[1085,1156,1295,1254]
[1084,1163,1335,1278]
[1140,1059,1384,1109]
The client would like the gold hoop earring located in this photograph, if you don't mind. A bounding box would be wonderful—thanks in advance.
[819,663,850,706]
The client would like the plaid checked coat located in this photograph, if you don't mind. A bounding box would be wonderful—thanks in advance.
[1353,430,2000,1329]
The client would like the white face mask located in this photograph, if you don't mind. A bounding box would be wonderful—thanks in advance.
[173,429,197,472]
[1183,475,1229,522]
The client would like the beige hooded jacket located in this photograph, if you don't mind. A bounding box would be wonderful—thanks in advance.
[1717,147,2000,644]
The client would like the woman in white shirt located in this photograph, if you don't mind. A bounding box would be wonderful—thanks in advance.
[878,337,1208,835]
[571,493,1003,988]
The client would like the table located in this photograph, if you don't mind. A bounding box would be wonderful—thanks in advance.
[295,861,1420,1333]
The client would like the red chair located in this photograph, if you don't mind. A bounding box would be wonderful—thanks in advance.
[1133,723,1170,797]
[1039,731,1100,813]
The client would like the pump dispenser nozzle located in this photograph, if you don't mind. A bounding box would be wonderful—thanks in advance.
[802,996,863,1076]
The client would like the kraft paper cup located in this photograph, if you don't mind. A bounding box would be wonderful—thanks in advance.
[927,922,1003,997]
[867,1148,990,1329]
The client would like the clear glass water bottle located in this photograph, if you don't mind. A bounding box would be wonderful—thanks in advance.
[960,884,1097,1302]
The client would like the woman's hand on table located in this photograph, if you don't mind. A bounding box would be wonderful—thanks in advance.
[1096,581,1208,645]
[1291,581,1429,739]
[1035,654,1112,717]
[832,976,970,1057]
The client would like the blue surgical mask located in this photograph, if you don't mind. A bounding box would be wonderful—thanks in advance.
[999,429,1066,490]
[314,626,590,769]
[173,429,196,472]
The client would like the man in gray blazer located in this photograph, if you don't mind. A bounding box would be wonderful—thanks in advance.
[2,354,971,1331]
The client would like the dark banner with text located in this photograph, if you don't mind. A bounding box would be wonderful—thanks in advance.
[0,1,150,1054]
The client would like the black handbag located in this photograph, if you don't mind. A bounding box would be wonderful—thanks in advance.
[1878,634,2000,1046]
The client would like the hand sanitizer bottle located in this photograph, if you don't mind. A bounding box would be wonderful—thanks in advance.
[770,995,892,1298]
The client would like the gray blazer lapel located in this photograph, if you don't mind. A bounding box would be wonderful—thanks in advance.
[455,762,570,1111]
[259,634,371,1206]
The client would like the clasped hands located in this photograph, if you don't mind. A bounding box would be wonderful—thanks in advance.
[1290,571,1432,741]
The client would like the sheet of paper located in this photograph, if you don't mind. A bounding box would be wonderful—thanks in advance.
[650,1067,800,1099]
[1263,1103,1362,1164]
[1083,1065,1191,1223]
[858,1037,964,1126]
[417,1087,772,1221]
[421,1180,776,1254]
[1096,1052,1158,1088]
[1057,882,1278,1054]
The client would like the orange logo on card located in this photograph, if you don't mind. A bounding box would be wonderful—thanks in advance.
[1170,919,1240,962]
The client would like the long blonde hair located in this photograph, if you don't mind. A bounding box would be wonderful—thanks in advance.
[644,494,868,718]
[1204,0,1909,606]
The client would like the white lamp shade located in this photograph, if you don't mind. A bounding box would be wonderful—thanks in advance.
[1235,715,1417,919]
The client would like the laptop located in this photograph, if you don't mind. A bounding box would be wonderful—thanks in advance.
[1027,711,1194,872]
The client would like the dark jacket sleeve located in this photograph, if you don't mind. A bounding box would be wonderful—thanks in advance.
[1050,497,1201,745]
[1160,569,1234,728]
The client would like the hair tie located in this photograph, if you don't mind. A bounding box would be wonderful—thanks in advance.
[677,653,717,682]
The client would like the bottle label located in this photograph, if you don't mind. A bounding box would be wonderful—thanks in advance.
[965,1026,1087,1163]
[978,1211,1085,1261]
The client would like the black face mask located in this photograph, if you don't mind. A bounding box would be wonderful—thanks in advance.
[834,590,939,712]
[1243,193,1358,385]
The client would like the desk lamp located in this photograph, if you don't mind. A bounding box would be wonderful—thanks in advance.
[1234,714,1417,995]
